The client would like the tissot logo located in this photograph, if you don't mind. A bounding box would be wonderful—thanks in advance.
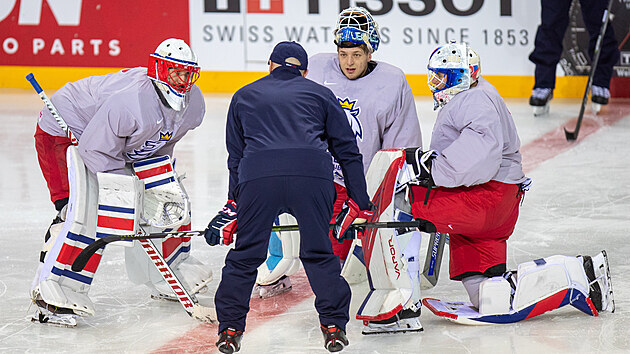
[203,0,514,16]
[204,0,285,14]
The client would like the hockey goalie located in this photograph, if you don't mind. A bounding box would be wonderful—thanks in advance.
[30,38,213,327]
[355,40,614,333]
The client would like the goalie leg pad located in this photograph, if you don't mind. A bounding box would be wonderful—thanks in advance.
[33,146,101,317]
[513,255,589,312]
[340,240,367,284]
[256,213,301,286]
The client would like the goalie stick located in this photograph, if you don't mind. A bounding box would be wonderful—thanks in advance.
[71,220,430,272]
[564,0,614,141]
[420,232,446,289]
[27,73,216,323]
[26,73,78,145]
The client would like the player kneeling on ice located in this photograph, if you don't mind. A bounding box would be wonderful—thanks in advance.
[30,38,213,327]
[355,41,614,330]
[205,41,372,353]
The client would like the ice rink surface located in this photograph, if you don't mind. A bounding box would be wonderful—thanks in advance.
[1,88,629,353]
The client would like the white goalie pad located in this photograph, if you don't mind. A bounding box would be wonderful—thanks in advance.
[33,147,99,316]
[357,149,422,321]
[133,155,190,230]
[256,213,301,285]
[512,255,589,312]
[33,147,144,316]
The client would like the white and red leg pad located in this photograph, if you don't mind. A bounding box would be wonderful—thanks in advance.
[34,147,141,316]
[423,255,598,324]
[256,213,301,286]
[356,149,423,321]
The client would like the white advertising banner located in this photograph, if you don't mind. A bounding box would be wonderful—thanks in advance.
[190,0,542,75]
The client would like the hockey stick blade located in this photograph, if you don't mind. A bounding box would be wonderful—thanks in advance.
[71,220,429,272]
[564,0,613,141]
[420,232,447,290]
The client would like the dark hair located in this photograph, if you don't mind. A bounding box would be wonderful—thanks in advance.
[337,42,370,54]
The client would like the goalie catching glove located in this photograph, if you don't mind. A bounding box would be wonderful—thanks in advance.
[333,199,374,242]
[205,200,237,246]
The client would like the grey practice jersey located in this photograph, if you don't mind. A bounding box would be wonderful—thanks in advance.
[307,53,422,186]
[37,67,205,174]
[430,76,526,187]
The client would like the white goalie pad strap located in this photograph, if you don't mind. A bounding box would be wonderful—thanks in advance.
[36,146,101,307]
[96,172,143,247]
[257,213,301,285]
[512,255,589,312]
[133,155,190,229]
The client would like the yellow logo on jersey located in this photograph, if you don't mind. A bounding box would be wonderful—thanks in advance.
[338,98,356,110]
[159,131,172,141]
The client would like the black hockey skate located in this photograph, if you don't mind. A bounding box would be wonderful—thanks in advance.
[530,88,553,116]
[216,328,243,354]
[321,324,349,352]
[362,307,423,335]
[582,251,615,313]
[591,86,610,114]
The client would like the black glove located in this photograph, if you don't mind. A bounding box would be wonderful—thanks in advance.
[405,148,437,204]
[204,200,237,246]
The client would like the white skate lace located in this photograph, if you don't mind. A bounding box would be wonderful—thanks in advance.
[531,88,552,99]
[591,86,610,99]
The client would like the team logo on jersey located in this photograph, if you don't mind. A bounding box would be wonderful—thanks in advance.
[337,97,363,142]
[159,131,172,141]
[126,130,173,160]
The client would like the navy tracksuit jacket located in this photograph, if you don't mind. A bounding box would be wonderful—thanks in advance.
[215,65,370,332]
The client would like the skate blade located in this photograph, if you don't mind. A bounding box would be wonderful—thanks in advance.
[252,285,293,299]
[600,250,615,313]
[533,104,549,116]
[592,103,602,115]
[361,318,423,335]
[362,326,424,335]
[30,313,77,328]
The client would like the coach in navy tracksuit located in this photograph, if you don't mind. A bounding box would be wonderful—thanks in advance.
[206,41,371,352]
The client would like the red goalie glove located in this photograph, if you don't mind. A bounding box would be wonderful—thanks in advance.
[333,198,373,242]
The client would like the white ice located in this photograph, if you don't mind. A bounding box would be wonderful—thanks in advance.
[0,90,628,353]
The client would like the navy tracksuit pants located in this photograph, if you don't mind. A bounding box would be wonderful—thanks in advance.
[215,175,351,332]
[529,0,619,89]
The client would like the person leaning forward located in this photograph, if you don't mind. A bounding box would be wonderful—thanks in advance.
[204,41,372,354]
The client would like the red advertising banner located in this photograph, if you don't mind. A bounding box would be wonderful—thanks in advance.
[0,0,190,67]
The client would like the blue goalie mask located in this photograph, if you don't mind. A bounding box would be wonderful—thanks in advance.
[334,7,380,52]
